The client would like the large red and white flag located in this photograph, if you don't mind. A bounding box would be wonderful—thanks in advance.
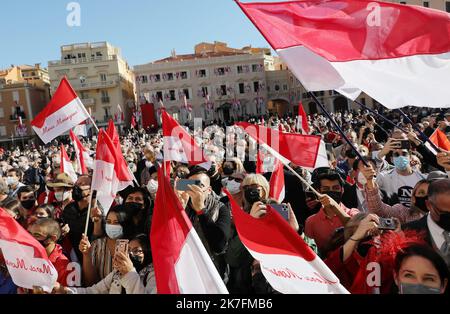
[235,122,321,168]
[31,77,90,143]
[69,130,89,174]
[150,166,228,294]
[237,0,450,108]
[296,102,310,134]
[305,140,330,173]
[60,145,77,182]
[162,110,210,169]
[270,158,285,203]
[0,208,58,293]
[91,130,133,212]
[224,190,348,294]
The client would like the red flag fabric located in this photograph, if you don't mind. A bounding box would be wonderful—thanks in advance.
[60,145,77,182]
[0,208,58,292]
[162,110,210,168]
[31,77,90,143]
[223,190,348,294]
[430,128,450,151]
[150,166,228,294]
[69,130,88,175]
[131,115,137,129]
[256,151,264,174]
[107,119,136,183]
[236,0,450,108]
[91,129,133,212]
[235,122,321,168]
[297,102,310,134]
[269,158,285,203]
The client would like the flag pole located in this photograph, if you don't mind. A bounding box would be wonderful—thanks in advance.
[353,99,408,133]
[84,188,96,235]
[397,108,440,153]
[309,92,369,167]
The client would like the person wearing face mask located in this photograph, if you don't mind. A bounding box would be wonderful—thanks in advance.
[376,146,426,208]
[54,234,156,294]
[59,175,101,262]
[47,173,75,220]
[78,205,135,286]
[6,168,25,198]
[16,186,37,225]
[121,186,152,236]
[404,179,450,271]
[391,243,449,294]
[28,218,70,286]
[361,163,429,225]
[305,169,360,254]
[206,155,223,196]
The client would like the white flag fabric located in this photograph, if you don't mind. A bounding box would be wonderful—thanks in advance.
[31,77,90,144]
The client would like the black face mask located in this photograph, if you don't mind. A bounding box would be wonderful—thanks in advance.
[21,200,36,210]
[436,212,450,231]
[222,166,234,176]
[244,188,261,205]
[414,196,429,213]
[325,191,343,204]
[124,202,144,216]
[72,185,85,202]
[129,254,144,272]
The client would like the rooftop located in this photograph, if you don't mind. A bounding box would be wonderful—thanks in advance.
[153,51,249,63]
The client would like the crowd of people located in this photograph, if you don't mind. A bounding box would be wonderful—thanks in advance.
[1,105,450,294]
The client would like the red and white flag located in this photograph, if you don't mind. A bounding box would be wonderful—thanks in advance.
[224,190,348,294]
[131,114,137,129]
[237,0,450,108]
[91,129,133,212]
[304,140,330,173]
[73,122,87,138]
[235,122,321,168]
[107,120,137,183]
[150,166,228,294]
[162,110,210,169]
[60,145,77,182]
[269,158,285,203]
[296,102,310,134]
[69,130,89,174]
[31,77,91,143]
[0,208,58,293]
[18,116,23,128]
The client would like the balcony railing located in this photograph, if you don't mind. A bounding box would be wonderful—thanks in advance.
[81,98,96,106]
[72,80,119,91]
[49,55,117,66]
[101,97,111,104]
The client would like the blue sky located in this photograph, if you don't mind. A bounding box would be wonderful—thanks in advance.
[2,0,276,69]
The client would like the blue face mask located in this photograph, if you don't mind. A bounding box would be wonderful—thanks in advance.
[105,224,123,240]
[393,156,410,171]
[399,282,441,294]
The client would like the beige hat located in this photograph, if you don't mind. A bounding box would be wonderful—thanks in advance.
[47,173,75,188]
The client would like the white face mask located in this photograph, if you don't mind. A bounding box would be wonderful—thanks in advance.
[55,191,71,202]
[226,180,241,195]
[357,172,367,186]
[147,179,158,195]
[145,161,153,168]
[6,176,18,186]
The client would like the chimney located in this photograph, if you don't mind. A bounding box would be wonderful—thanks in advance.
[171,49,177,58]
[35,63,41,69]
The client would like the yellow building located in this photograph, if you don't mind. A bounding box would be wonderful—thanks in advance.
[48,42,135,127]
[0,64,50,144]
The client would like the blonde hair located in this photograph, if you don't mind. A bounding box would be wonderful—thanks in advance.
[223,157,245,175]
[241,174,270,200]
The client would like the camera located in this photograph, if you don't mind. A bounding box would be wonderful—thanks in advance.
[378,218,397,230]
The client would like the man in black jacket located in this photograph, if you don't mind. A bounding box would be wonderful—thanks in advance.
[176,167,231,279]
[403,179,450,270]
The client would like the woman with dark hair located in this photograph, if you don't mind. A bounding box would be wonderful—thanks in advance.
[78,205,136,286]
[54,234,156,294]
[394,244,449,294]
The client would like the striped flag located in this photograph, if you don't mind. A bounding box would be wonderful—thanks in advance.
[236,0,450,108]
